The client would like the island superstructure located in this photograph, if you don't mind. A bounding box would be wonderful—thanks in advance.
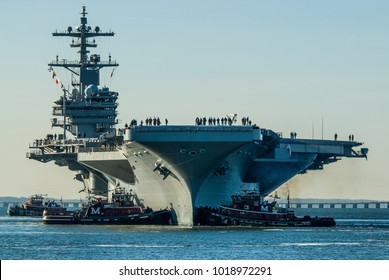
[27,6,368,226]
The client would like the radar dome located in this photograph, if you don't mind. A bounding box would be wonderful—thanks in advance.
[85,84,98,97]
[71,88,79,98]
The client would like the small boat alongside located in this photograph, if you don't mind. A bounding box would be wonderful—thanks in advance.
[7,194,66,217]
[197,189,336,227]
[43,186,174,225]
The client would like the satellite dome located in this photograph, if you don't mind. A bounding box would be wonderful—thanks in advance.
[85,84,98,97]
[71,88,79,98]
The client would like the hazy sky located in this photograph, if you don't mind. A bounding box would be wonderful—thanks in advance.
[0,0,387,200]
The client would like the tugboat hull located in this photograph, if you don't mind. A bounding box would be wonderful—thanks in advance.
[198,207,335,227]
[43,209,172,225]
[196,189,336,227]
[7,194,66,217]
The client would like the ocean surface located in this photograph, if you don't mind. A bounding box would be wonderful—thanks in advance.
[1,208,388,260]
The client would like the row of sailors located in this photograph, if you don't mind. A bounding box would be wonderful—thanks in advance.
[124,116,254,128]
[195,116,252,126]
[290,132,356,141]
[196,117,232,126]
[33,138,86,147]
[125,117,167,128]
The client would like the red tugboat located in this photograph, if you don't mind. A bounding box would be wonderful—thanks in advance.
[197,189,336,227]
[43,186,174,225]
[7,194,66,216]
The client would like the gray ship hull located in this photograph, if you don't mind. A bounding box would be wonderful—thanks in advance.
[77,125,367,226]
[78,126,259,225]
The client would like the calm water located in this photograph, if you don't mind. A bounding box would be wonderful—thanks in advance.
[1,209,388,260]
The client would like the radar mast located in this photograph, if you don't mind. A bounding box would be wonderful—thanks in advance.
[49,6,119,139]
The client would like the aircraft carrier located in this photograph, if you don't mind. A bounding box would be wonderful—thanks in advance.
[27,7,368,225]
